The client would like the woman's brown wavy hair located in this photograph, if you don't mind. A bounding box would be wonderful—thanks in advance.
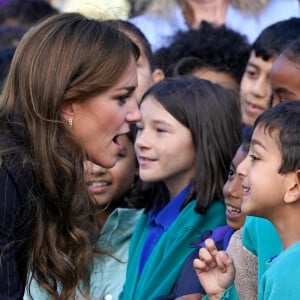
[0,12,139,299]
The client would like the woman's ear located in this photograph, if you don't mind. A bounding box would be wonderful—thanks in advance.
[284,170,300,204]
[60,101,75,122]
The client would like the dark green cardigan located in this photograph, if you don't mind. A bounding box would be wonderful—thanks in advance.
[119,200,226,300]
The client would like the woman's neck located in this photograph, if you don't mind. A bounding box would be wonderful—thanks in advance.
[181,0,230,28]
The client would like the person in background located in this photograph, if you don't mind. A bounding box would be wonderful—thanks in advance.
[0,0,58,28]
[104,19,164,102]
[129,0,299,51]
[270,39,300,106]
[194,101,300,300]
[0,12,141,299]
[0,47,14,90]
[239,17,300,127]
[51,0,129,20]
[120,77,242,300]
[0,26,26,91]
[154,21,249,91]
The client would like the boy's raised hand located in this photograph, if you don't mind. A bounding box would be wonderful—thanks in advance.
[193,238,235,300]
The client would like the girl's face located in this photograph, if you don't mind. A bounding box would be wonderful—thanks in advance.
[223,146,247,230]
[135,96,196,198]
[84,135,137,212]
[64,55,141,168]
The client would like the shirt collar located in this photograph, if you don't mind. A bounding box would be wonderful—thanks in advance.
[148,184,191,230]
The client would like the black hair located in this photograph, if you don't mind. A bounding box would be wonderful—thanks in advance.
[252,17,300,61]
[105,19,156,71]
[242,125,253,153]
[139,76,242,213]
[0,0,58,28]
[254,101,300,173]
[281,38,300,66]
[154,21,250,83]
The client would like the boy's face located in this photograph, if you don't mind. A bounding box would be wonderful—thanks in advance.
[223,146,247,230]
[237,125,286,220]
[271,53,300,106]
[240,51,274,126]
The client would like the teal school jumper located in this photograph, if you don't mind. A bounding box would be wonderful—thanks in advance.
[242,216,283,281]
[119,200,226,300]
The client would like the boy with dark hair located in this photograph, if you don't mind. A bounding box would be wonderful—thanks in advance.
[240,17,300,127]
[154,21,250,88]
[271,39,300,106]
[195,101,300,300]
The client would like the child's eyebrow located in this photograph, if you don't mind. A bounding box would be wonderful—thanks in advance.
[250,138,267,150]
[247,62,259,69]
[273,87,295,95]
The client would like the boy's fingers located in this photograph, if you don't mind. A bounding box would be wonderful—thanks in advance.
[198,247,216,269]
[193,257,211,273]
[204,238,218,256]
[215,251,231,273]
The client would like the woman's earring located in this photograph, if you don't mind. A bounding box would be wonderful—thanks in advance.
[68,117,73,128]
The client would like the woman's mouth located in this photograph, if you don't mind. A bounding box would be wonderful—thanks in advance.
[113,135,124,152]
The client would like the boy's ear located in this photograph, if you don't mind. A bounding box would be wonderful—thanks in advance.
[60,101,75,122]
[284,170,300,204]
[152,68,165,83]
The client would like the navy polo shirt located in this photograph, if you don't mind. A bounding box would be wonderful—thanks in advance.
[139,184,191,274]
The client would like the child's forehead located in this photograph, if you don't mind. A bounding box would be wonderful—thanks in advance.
[252,124,280,148]
[248,50,275,69]
[271,54,300,98]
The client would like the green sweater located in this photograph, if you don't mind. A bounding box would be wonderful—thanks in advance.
[119,200,226,300]
[242,216,282,281]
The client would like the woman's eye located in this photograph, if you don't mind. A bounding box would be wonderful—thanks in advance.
[118,95,129,105]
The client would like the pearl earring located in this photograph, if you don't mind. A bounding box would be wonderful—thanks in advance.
[68,117,73,127]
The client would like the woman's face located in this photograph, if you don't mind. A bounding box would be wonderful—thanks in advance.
[69,55,141,168]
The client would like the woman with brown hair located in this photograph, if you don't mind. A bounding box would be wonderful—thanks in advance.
[0,12,141,299]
